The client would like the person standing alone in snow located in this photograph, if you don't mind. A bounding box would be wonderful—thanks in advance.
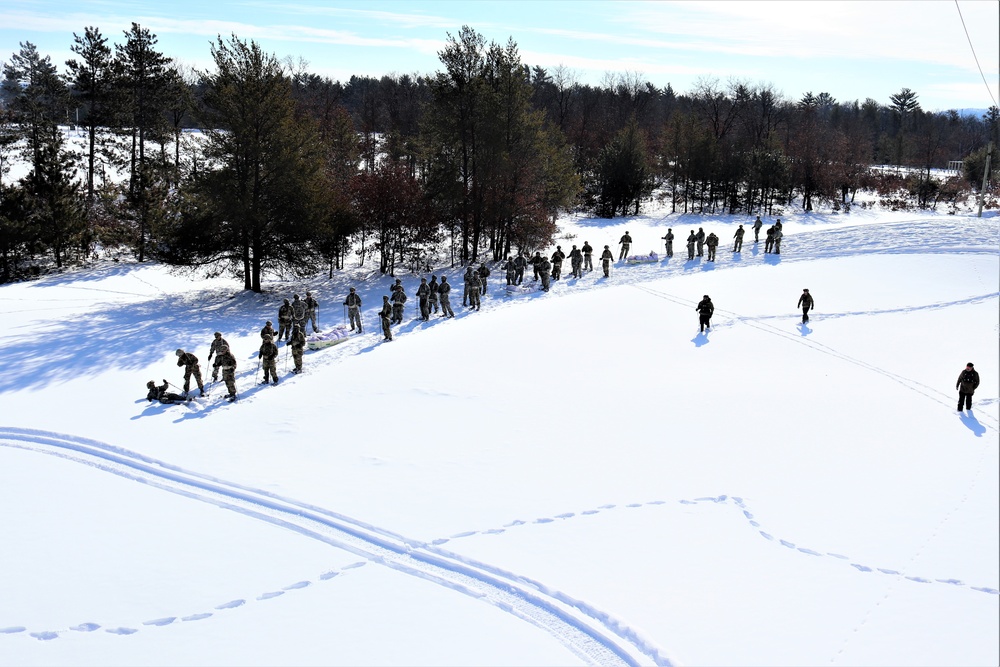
[797,289,814,322]
[618,231,633,260]
[956,363,980,411]
[696,295,714,332]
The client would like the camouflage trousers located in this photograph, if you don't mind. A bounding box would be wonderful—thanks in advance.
[262,359,277,382]
[348,305,362,331]
[222,369,236,397]
[183,365,204,393]
[292,347,304,372]
[584,254,593,271]
[440,295,455,317]
[380,316,392,340]
[278,320,292,341]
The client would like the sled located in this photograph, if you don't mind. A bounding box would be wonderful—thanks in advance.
[306,325,352,351]
[504,283,538,295]
[625,252,659,265]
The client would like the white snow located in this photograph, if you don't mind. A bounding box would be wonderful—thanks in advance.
[0,206,997,666]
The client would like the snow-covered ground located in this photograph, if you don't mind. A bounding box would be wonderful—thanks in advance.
[0,206,997,666]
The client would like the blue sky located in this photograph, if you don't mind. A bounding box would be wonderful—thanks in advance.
[2,0,997,111]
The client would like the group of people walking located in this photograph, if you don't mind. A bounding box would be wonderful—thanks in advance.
[661,217,782,262]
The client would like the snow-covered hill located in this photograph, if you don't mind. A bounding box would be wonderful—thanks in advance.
[1,207,997,666]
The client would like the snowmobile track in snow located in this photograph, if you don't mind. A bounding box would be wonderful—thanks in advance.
[0,426,668,667]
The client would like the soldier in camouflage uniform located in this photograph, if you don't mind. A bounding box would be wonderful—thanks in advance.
[538,256,552,291]
[290,324,306,372]
[764,226,775,253]
[618,231,632,260]
[530,252,543,281]
[695,227,706,257]
[291,294,307,332]
[207,331,229,381]
[568,245,583,278]
[260,320,277,340]
[661,229,674,257]
[772,225,783,254]
[344,287,363,332]
[733,225,745,252]
[550,246,565,280]
[305,291,320,332]
[705,232,719,261]
[175,348,205,396]
[429,276,440,313]
[686,230,697,260]
[752,216,763,242]
[504,256,517,286]
[514,252,528,283]
[379,296,393,340]
[416,278,431,321]
[213,344,238,399]
[278,299,293,342]
[258,335,279,385]
[467,269,482,310]
[146,379,189,405]
[600,245,614,277]
[478,263,490,295]
[462,267,474,306]
[390,282,407,323]
[582,242,594,271]
[438,277,455,317]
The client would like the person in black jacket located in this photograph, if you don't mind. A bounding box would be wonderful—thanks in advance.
[696,295,714,332]
[956,362,981,411]
[797,289,814,322]
[146,380,189,404]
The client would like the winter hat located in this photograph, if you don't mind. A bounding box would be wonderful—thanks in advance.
[967,363,974,368]
[175,349,184,356]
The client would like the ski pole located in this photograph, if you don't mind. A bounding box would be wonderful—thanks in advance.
[343,303,347,326]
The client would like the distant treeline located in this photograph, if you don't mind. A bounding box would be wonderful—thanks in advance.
[0,24,997,287]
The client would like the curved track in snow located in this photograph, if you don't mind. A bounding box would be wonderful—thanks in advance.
[0,426,669,667]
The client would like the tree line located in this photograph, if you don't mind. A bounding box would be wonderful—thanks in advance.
[0,24,997,287]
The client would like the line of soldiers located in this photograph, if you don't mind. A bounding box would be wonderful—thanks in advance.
[661,217,783,261]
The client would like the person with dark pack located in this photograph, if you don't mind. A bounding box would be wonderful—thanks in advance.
[705,232,719,261]
[662,229,674,257]
[258,335,279,385]
[291,294,307,332]
[289,325,306,373]
[600,245,614,277]
[764,226,775,253]
[416,278,431,321]
[207,331,229,382]
[379,296,393,339]
[344,287,363,332]
[175,348,205,396]
[752,216,763,242]
[733,225,745,252]
[439,276,455,317]
[797,289,814,322]
[686,230,697,260]
[278,298,293,342]
[146,379,190,405]
[618,231,633,260]
[213,344,238,400]
[428,275,440,313]
[696,295,714,332]
[956,363,980,411]
[582,242,594,271]
[260,320,277,340]
[772,224,783,254]
[695,227,706,257]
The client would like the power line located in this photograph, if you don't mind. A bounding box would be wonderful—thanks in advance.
[954,0,998,108]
